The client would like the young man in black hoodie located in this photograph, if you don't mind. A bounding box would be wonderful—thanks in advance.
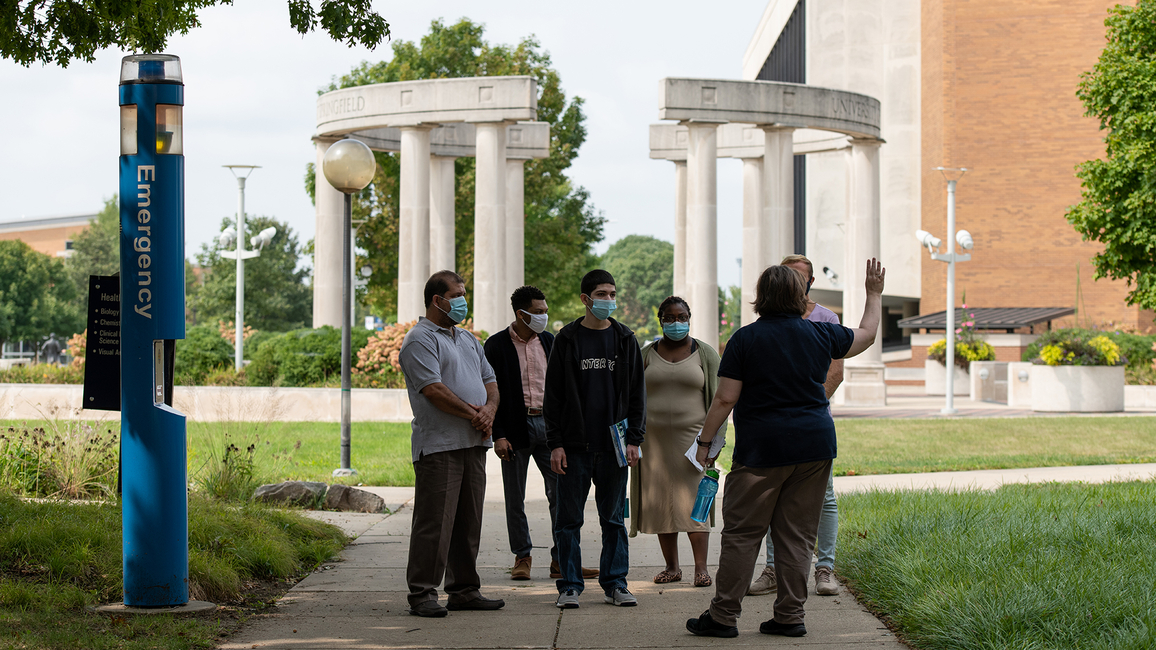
[545,269,646,609]
[484,285,599,582]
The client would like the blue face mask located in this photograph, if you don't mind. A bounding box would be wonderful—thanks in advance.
[663,322,690,341]
[437,295,469,324]
[588,297,616,321]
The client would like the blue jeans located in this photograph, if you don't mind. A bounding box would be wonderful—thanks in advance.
[766,468,837,569]
[499,415,558,562]
[554,451,629,595]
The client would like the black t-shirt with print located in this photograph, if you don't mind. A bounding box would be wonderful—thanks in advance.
[576,324,617,452]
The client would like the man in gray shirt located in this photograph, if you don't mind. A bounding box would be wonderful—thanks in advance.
[399,270,502,617]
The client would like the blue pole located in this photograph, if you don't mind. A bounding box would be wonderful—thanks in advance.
[118,54,189,607]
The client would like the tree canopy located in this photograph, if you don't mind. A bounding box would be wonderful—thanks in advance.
[306,18,605,323]
[0,239,83,350]
[1,0,389,67]
[601,235,674,339]
[64,196,119,311]
[1068,0,1156,309]
[192,215,312,332]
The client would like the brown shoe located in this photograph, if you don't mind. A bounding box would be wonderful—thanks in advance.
[550,560,599,579]
[510,555,532,581]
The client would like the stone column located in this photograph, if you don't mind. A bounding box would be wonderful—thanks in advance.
[685,122,721,351]
[762,127,795,267]
[740,156,763,329]
[842,138,886,405]
[673,160,688,299]
[473,122,508,335]
[429,155,456,274]
[505,159,526,307]
[313,138,345,328]
[398,126,433,324]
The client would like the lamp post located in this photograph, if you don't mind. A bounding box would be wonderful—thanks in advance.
[321,138,376,477]
[221,165,265,371]
[916,167,974,414]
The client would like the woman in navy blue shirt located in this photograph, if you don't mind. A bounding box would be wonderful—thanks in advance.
[686,259,886,639]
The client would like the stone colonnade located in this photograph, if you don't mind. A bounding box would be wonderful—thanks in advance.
[654,78,887,405]
[313,77,547,336]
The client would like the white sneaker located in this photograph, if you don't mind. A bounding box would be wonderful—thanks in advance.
[814,566,839,596]
[556,589,580,608]
[603,587,637,606]
[748,565,776,595]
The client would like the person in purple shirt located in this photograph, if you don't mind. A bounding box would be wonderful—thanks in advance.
[749,255,844,598]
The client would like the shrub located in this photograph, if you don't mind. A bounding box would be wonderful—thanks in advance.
[926,307,995,369]
[0,363,84,384]
[353,320,414,388]
[65,330,86,368]
[245,326,373,387]
[1023,328,1127,366]
[175,324,234,384]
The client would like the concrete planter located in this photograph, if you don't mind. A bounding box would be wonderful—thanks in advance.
[924,359,969,396]
[1030,365,1125,413]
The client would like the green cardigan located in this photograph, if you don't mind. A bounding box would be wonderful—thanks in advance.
[630,337,721,536]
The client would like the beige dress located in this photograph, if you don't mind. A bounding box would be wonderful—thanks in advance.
[635,351,710,534]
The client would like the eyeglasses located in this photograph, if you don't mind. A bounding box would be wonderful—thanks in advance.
[660,315,690,324]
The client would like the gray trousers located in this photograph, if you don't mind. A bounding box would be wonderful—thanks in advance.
[407,446,486,606]
[709,459,832,627]
[500,414,559,561]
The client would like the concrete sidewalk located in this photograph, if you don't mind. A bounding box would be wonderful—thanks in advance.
[222,458,907,649]
[222,457,1156,649]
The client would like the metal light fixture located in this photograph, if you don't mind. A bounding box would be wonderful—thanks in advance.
[916,167,973,414]
[222,164,262,371]
[322,138,377,478]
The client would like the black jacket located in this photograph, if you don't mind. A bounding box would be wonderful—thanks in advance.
[483,327,554,450]
[544,317,646,452]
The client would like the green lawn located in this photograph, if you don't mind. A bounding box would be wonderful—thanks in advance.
[7,415,1156,489]
[713,416,1156,476]
[837,480,1156,649]
[185,420,415,488]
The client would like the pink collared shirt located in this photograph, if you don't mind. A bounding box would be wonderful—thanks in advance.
[508,325,547,409]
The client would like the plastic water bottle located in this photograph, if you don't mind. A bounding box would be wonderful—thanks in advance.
[690,468,719,523]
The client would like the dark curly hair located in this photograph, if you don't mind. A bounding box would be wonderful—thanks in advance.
[510,285,546,313]
[657,296,691,321]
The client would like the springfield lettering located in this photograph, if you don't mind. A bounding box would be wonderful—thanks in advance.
[135,166,155,319]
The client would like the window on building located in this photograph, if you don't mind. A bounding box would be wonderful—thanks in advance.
[758,0,807,255]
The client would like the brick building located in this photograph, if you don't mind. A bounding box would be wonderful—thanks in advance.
[745,0,1149,349]
[0,212,95,259]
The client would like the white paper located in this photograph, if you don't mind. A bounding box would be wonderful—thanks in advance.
[684,423,727,472]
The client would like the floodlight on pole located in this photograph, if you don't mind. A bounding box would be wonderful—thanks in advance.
[251,226,277,250]
[321,138,377,478]
[222,164,262,371]
[917,167,972,415]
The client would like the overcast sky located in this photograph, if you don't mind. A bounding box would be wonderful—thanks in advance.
[0,0,760,288]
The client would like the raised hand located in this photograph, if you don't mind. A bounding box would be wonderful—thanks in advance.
[865,258,886,296]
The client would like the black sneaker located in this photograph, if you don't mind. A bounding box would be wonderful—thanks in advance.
[686,610,738,638]
[760,618,806,637]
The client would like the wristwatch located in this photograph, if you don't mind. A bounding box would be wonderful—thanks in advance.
[696,438,712,448]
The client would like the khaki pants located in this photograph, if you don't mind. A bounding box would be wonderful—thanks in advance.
[407,446,487,606]
[709,459,832,627]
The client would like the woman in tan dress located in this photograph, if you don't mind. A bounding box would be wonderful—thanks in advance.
[629,296,720,587]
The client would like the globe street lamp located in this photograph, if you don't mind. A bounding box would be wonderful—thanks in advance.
[322,138,376,477]
[917,167,974,415]
[222,164,263,371]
